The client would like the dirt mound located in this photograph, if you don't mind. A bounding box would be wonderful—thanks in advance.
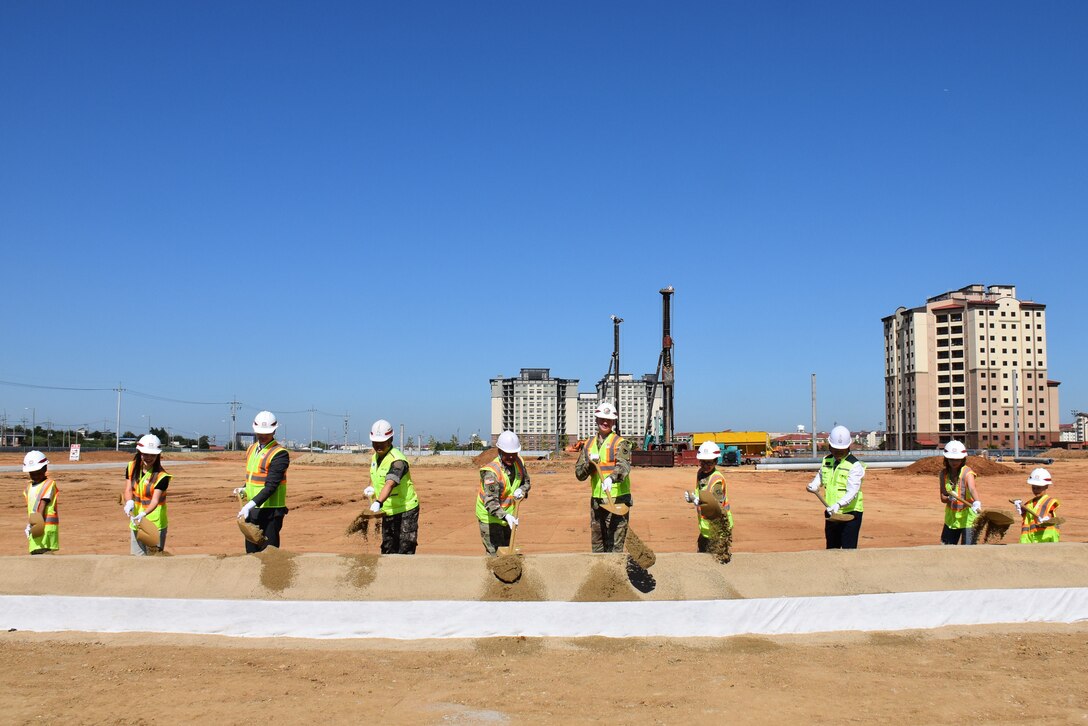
[571,560,638,601]
[1042,448,1088,460]
[256,548,297,592]
[903,456,1017,476]
[473,448,498,466]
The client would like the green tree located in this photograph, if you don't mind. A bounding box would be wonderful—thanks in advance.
[198,435,210,449]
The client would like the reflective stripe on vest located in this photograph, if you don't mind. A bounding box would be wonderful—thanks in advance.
[245,441,288,508]
[370,447,419,516]
[126,461,170,530]
[1021,494,1059,535]
[820,454,865,513]
[476,457,523,524]
[587,433,631,498]
[25,479,59,551]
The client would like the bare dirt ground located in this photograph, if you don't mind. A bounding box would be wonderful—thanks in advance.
[2,451,1085,724]
[0,451,1083,555]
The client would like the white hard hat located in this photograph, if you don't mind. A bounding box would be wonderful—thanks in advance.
[696,441,721,461]
[136,434,163,455]
[22,450,49,473]
[369,419,394,443]
[828,425,852,450]
[1027,468,1052,487]
[942,440,968,460]
[593,401,618,420]
[496,430,521,454]
[252,410,278,434]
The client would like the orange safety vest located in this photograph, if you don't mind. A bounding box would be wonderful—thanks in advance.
[1020,494,1059,536]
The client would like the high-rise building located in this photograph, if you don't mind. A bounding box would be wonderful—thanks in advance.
[595,372,663,443]
[489,368,580,450]
[882,284,1060,449]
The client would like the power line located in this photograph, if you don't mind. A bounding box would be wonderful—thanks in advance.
[0,379,111,392]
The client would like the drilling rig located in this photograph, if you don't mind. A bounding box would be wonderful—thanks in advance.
[643,286,676,449]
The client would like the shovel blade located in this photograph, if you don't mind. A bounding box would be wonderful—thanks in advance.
[602,502,629,516]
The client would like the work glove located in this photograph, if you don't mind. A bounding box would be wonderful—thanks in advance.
[238,500,257,520]
[1038,515,1051,524]
[363,485,375,498]
[971,501,983,514]
[504,513,519,528]
[1012,499,1023,516]
[826,504,841,516]
[588,452,600,464]
[232,487,246,499]
[806,481,820,494]
[123,500,135,515]
[24,524,31,539]
[601,477,613,494]
[513,487,525,500]
[683,490,694,503]
[369,501,382,514]
[132,513,145,526]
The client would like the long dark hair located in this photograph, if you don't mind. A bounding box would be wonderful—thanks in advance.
[129,451,164,483]
[942,456,966,482]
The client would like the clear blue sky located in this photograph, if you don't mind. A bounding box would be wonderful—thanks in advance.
[2,1,1085,444]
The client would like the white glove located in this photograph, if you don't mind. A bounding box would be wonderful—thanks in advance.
[1013,499,1023,515]
[971,501,982,514]
[363,485,375,498]
[123,500,135,515]
[588,452,600,463]
[806,481,820,494]
[504,514,519,528]
[369,501,382,514]
[683,490,694,503]
[25,524,31,539]
[232,487,246,498]
[132,513,145,525]
[826,504,841,516]
[1038,515,1051,524]
[601,477,613,494]
[238,500,257,520]
[513,487,525,500]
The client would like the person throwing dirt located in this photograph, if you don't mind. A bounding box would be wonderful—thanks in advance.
[123,434,172,555]
[22,451,59,555]
[476,431,530,555]
[683,441,732,552]
[1014,468,1061,543]
[937,440,981,545]
[805,425,865,549]
[574,401,633,553]
[236,410,290,552]
[366,419,420,554]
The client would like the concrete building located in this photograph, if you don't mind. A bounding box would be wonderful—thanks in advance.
[1073,412,1087,443]
[490,368,580,450]
[576,392,599,440]
[882,284,1060,449]
[595,372,663,443]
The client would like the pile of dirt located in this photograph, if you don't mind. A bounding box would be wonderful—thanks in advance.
[1042,448,1088,460]
[624,529,656,569]
[972,510,1016,544]
[256,548,298,592]
[487,554,523,583]
[571,561,638,602]
[341,553,380,589]
[473,448,498,466]
[345,511,375,541]
[903,456,1017,476]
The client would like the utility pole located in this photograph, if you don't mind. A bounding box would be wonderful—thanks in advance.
[811,374,817,458]
[228,398,240,451]
[309,407,316,450]
[114,384,123,451]
[343,414,350,448]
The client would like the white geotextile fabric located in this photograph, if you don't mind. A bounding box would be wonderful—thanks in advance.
[2,589,1086,640]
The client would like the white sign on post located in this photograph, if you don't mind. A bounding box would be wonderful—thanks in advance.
[69,444,81,461]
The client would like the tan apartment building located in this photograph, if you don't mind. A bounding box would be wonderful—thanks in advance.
[489,368,580,450]
[883,284,1060,449]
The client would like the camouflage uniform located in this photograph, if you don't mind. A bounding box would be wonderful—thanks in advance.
[575,436,633,552]
[478,458,531,555]
[381,505,419,554]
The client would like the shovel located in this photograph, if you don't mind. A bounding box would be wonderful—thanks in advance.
[28,511,45,539]
[497,500,521,556]
[696,489,724,521]
[810,486,854,522]
[592,462,629,515]
[1010,499,1065,528]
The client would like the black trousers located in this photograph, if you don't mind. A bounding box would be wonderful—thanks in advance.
[245,507,287,553]
[824,511,863,549]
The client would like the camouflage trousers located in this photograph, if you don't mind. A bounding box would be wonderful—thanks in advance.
[590,497,629,553]
[479,520,513,555]
[381,506,419,555]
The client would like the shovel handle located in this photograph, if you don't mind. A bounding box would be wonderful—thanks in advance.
[1010,499,1050,522]
[507,499,521,552]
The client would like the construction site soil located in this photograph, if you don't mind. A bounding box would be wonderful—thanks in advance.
[2,451,1085,723]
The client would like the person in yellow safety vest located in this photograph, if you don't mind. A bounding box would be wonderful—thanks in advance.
[365,419,420,554]
[236,410,290,553]
[477,430,531,555]
[22,451,59,555]
[123,433,172,555]
[1014,468,1061,544]
[938,440,981,545]
[805,425,866,549]
[574,401,633,552]
[683,441,732,551]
